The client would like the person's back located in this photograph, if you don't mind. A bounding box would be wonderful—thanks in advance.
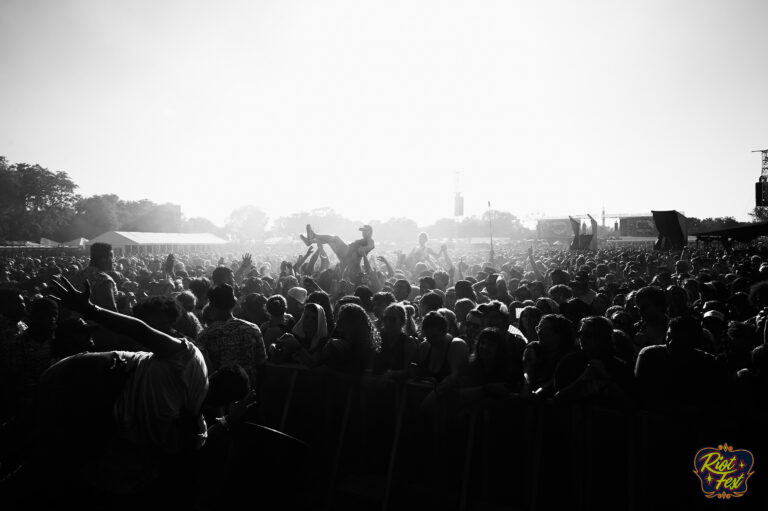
[197,285,266,383]
[635,316,725,412]
[71,243,118,312]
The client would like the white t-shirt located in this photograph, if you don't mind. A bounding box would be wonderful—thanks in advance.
[113,339,208,452]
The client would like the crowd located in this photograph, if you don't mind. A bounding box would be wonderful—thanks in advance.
[1,224,767,508]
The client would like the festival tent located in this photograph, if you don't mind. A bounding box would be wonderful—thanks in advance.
[86,231,228,256]
[63,237,89,247]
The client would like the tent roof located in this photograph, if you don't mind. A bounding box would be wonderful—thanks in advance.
[63,237,88,246]
[88,231,228,246]
[695,222,768,242]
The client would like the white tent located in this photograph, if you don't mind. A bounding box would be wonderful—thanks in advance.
[87,231,228,256]
[63,237,89,247]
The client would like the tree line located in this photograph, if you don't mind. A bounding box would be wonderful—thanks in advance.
[0,156,754,244]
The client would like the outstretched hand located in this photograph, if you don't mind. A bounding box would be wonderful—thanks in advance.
[241,253,253,269]
[49,276,93,315]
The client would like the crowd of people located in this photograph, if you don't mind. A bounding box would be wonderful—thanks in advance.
[1,224,767,508]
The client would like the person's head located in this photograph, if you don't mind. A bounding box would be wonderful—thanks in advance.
[418,232,429,246]
[535,297,559,316]
[548,284,573,305]
[666,315,704,355]
[749,281,768,310]
[536,314,576,354]
[419,276,436,295]
[610,310,635,336]
[133,295,182,333]
[464,309,484,343]
[207,284,237,313]
[453,298,475,325]
[382,302,407,335]
[561,298,591,327]
[286,286,307,318]
[266,294,288,318]
[299,303,323,340]
[576,316,614,360]
[359,225,373,240]
[176,290,197,312]
[422,310,449,343]
[307,291,334,333]
[188,278,211,308]
[354,285,374,312]
[211,266,235,287]
[89,243,113,272]
[478,301,510,331]
[242,293,268,325]
[334,302,374,344]
[393,279,412,302]
[454,280,476,302]
[372,291,396,320]
[206,364,250,409]
[419,291,444,316]
[518,306,543,340]
[635,286,667,322]
[549,269,570,286]
[475,327,507,369]
[437,308,459,337]
[590,293,610,316]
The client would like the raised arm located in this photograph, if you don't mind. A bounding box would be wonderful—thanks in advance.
[377,256,394,279]
[527,248,545,283]
[234,253,253,284]
[49,276,185,358]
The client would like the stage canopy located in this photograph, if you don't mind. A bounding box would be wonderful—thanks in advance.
[696,221,768,243]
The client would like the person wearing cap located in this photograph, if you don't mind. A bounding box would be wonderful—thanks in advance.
[286,286,307,319]
[196,284,266,385]
[301,223,375,282]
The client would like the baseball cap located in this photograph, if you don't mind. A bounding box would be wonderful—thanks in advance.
[359,225,373,233]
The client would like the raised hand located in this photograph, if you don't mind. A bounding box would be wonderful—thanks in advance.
[49,276,93,315]
[226,389,258,424]
[241,253,253,269]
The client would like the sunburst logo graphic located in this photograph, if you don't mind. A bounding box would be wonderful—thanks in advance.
[693,444,755,499]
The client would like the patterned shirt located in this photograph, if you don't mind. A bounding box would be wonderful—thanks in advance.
[196,318,266,381]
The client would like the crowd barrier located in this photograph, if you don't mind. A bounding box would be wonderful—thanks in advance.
[257,363,768,510]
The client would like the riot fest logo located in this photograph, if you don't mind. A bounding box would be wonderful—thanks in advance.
[693,444,755,499]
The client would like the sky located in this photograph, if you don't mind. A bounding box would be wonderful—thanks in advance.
[1,0,767,229]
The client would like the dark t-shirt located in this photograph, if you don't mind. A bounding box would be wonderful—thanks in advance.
[634,345,725,411]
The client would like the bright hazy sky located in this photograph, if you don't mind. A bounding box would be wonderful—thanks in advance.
[1,0,767,228]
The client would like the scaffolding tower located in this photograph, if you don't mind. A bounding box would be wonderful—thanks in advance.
[754,149,768,207]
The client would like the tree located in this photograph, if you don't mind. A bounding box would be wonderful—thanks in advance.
[57,194,120,240]
[183,217,225,237]
[686,216,741,234]
[118,200,182,232]
[226,206,269,242]
[368,217,419,242]
[748,207,768,223]
[0,158,79,241]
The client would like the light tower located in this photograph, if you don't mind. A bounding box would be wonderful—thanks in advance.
[754,149,768,207]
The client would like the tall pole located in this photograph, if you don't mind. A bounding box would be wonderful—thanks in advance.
[488,201,494,264]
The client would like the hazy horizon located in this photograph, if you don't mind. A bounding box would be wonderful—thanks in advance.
[2,0,767,227]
